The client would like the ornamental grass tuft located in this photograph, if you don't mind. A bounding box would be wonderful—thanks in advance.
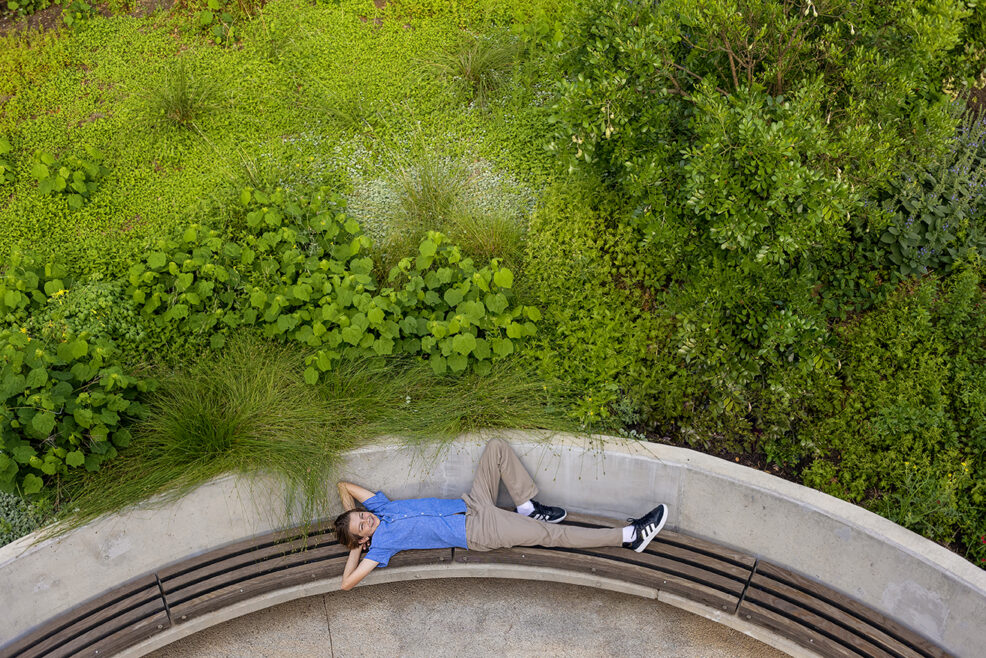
[43,337,571,539]
[426,34,520,108]
[142,58,221,130]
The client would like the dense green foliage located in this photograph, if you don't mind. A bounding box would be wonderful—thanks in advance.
[0,252,151,494]
[802,268,986,565]
[523,0,986,563]
[0,0,984,568]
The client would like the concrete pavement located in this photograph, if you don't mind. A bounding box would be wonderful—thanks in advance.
[149,578,789,657]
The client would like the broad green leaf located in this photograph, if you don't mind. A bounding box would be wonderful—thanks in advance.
[43,279,65,296]
[429,355,447,375]
[444,288,464,306]
[175,272,194,292]
[70,339,89,359]
[147,252,167,270]
[493,268,514,289]
[26,368,48,388]
[448,353,468,372]
[22,473,43,494]
[66,450,85,467]
[112,429,132,448]
[304,367,320,385]
[32,411,56,437]
[12,445,36,464]
[473,338,491,360]
[492,338,514,357]
[372,337,394,355]
[452,332,476,355]
[419,239,437,257]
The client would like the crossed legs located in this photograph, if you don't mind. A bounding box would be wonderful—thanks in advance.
[462,439,623,551]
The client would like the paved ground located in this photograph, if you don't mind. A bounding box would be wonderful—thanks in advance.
[150,579,789,657]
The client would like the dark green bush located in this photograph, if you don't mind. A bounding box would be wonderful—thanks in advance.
[0,329,150,495]
[801,267,986,564]
[868,108,986,277]
[540,0,965,198]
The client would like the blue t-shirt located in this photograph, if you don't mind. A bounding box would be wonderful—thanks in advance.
[362,491,468,567]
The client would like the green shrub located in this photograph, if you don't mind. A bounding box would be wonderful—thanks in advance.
[26,278,145,356]
[197,0,239,46]
[61,0,95,28]
[1,0,53,19]
[540,0,966,197]
[31,147,109,210]
[801,267,986,563]
[523,183,661,428]
[870,108,986,277]
[125,185,537,375]
[0,251,73,328]
[0,329,151,495]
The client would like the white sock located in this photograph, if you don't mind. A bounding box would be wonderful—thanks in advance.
[622,525,636,543]
[516,500,534,515]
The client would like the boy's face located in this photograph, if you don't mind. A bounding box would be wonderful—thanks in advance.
[349,510,379,547]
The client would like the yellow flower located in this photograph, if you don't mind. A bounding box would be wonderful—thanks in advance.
[20,327,27,333]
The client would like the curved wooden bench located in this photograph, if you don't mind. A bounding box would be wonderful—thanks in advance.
[0,513,953,658]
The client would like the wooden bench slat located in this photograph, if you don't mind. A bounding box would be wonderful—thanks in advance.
[562,544,750,591]
[167,548,453,623]
[160,531,341,592]
[156,524,336,580]
[739,598,864,658]
[164,543,349,608]
[34,601,169,658]
[454,547,742,612]
[18,585,164,658]
[743,583,902,657]
[754,562,949,658]
[644,540,754,581]
[747,574,930,658]
[2,574,161,658]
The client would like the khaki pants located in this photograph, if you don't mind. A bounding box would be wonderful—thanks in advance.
[463,439,623,551]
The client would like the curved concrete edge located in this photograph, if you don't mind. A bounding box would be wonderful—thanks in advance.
[2,430,984,655]
[116,564,819,658]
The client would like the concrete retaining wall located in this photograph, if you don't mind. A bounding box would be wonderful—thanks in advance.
[2,431,985,656]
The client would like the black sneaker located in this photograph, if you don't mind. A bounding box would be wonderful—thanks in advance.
[528,500,567,523]
[622,504,668,552]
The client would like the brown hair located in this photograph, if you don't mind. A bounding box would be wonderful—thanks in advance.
[334,510,362,550]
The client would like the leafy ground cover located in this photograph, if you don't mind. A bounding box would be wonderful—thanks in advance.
[1,0,985,571]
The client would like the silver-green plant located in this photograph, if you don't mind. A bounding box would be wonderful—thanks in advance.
[346,151,533,274]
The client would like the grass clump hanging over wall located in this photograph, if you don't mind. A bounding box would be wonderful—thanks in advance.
[49,337,571,535]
